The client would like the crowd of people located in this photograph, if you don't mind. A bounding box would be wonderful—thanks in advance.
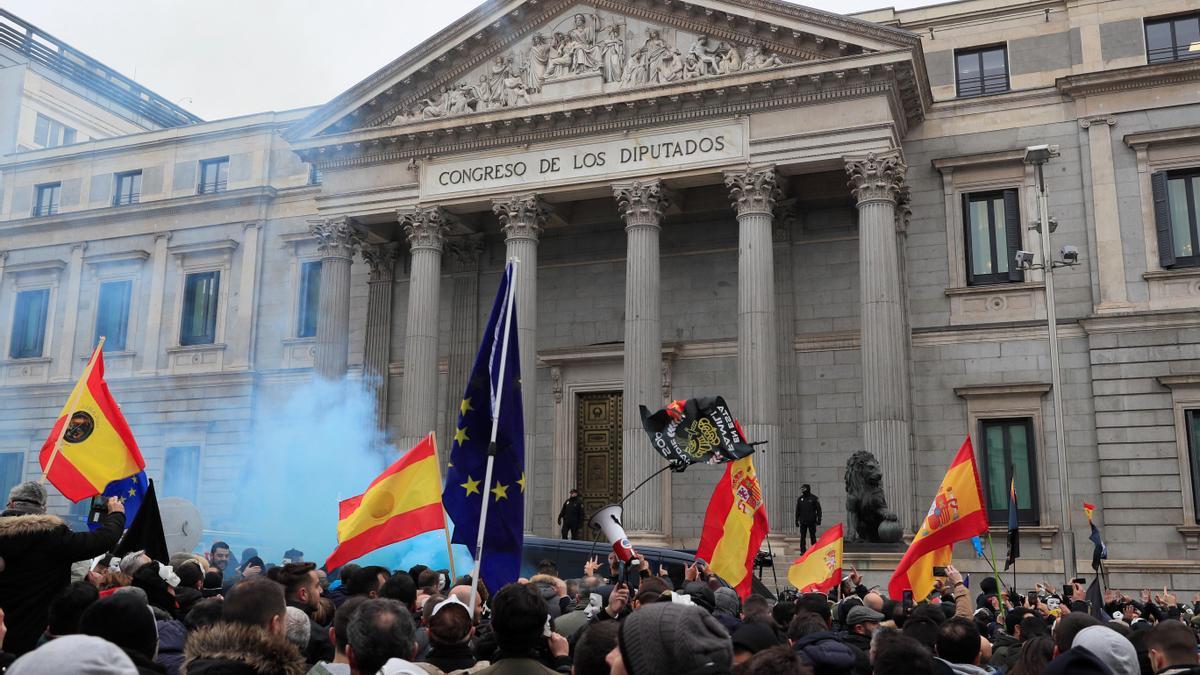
[0,480,1198,675]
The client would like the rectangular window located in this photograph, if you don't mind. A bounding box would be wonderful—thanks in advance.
[1154,169,1200,268]
[0,453,23,503]
[162,445,200,503]
[33,182,61,217]
[979,418,1039,525]
[1187,410,1200,519]
[113,171,142,206]
[955,45,1009,97]
[1146,14,1200,64]
[180,271,219,346]
[297,261,322,338]
[95,280,132,352]
[32,113,77,148]
[9,288,50,359]
[963,189,1022,285]
[198,157,229,194]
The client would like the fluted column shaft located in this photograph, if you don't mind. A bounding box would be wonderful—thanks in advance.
[397,207,452,452]
[847,153,913,533]
[615,181,670,535]
[495,194,547,533]
[726,168,782,528]
[310,218,362,380]
[363,243,400,434]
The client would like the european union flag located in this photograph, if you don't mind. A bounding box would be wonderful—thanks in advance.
[442,263,524,595]
[88,471,147,531]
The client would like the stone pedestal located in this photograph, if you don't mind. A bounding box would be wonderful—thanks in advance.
[614,180,670,535]
[726,167,783,526]
[362,242,401,434]
[310,218,363,381]
[846,153,914,534]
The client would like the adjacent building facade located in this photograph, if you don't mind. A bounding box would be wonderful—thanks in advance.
[1,0,1199,590]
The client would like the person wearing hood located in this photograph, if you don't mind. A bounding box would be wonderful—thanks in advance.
[183,576,307,675]
[713,587,742,633]
[934,617,991,675]
[0,481,125,655]
[1069,625,1138,675]
[1145,620,1200,675]
[79,592,166,674]
[7,633,140,675]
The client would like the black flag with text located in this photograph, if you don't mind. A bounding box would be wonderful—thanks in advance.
[639,396,754,470]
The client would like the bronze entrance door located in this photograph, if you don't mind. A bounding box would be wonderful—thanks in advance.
[575,392,624,520]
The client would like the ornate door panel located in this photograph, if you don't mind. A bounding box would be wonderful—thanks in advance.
[575,392,623,518]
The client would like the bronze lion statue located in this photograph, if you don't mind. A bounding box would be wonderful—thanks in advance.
[844,450,901,543]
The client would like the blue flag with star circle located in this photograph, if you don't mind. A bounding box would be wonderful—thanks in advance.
[442,262,524,595]
[88,470,148,531]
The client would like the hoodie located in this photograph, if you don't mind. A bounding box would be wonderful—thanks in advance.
[935,658,992,675]
[792,631,865,675]
[183,622,308,675]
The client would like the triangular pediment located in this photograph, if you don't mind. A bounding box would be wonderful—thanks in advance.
[288,0,919,141]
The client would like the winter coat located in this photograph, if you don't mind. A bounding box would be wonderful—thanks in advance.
[557,497,585,527]
[287,600,334,665]
[425,642,479,673]
[158,619,189,675]
[935,658,992,675]
[0,509,124,655]
[475,656,561,675]
[182,622,308,675]
[792,631,867,675]
[795,493,822,525]
[988,630,1020,672]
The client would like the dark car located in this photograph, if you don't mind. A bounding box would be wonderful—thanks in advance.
[521,535,775,598]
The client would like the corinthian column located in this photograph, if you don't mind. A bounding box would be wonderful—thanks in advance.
[362,242,401,433]
[397,206,454,452]
[614,180,670,537]
[846,152,914,534]
[310,218,363,380]
[494,194,548,532]
[725,167,782,528]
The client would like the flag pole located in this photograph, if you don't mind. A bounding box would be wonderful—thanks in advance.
[467,261,519,619]
[429,432,457,583]
[985,530,1006,624]
[42,337,105,486]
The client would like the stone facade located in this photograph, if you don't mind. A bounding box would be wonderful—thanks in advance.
[2,0,1200,592]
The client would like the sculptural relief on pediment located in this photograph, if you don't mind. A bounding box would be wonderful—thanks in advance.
[388,5,796,125]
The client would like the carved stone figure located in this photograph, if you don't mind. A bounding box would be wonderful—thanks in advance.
[719,45,742,74]
[526,33,551,92]
[545,33,574,79]
[565,13,602,74]
[690,35,724,75]
[844,450,901,543]
[599,24,625,83]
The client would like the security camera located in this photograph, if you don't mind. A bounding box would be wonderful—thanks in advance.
[1014,250,1036,269]
[1060,245,1079,264]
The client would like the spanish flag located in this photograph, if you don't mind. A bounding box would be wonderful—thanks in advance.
[695,453,769,599]
[40,341,144,502]
[888,437,988,601]
[325,433,446,570]
[787,524,843,593]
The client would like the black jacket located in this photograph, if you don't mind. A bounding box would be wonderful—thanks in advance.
[795,493,822,526]
[425,641,478,672]
[0,509,124,655]
[557,496,585,527]
[286,599,333,664]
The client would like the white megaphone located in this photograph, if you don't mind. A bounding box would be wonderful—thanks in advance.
[589,504,640,566]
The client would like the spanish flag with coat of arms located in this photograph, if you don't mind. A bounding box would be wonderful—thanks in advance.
[787,524,844,593]
[40,341,145,502]
[888,437,989,601]
[695,453,769,599]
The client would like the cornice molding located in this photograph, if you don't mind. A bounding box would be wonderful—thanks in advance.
[1123,124,1200,149]
[931,148,1027,173]
[1056,60,1200,99]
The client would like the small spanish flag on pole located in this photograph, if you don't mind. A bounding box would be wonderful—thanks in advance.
[787,524,844,593]
[695,453,769,599]
[40,339,145,502]
[325,433,447,570]
[888,437,989,601]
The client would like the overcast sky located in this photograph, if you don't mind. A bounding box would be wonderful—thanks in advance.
[5,0,940,121]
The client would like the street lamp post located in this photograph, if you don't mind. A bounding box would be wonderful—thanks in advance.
[1023,144,1079,582]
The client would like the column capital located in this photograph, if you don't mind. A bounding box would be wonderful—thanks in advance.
[398,206,457,253]
[493,194,548,243]
[444,234,486,273]
[309,217,364,260]
[362,242,402,282]
[845,152,908,205]
[724,167,783,217]
[614,180,671,229]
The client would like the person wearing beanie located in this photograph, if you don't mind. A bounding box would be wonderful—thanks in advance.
[713,587,743,632]
[132,561,181,620]
[1070,625,1138,675]
[8,634,139,675]
[606,601,733,675]
[0,481,126,655]
[731,621,782,666]
[78,592,162,674]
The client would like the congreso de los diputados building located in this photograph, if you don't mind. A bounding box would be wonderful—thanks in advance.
[2,0,1200,591]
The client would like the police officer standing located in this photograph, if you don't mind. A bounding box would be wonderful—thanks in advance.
[794,483,822,553]
[557,488,585,540]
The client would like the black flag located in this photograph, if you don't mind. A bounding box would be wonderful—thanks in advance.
[113,479,169,563]
[1004,478,1019,571]
[639,396,754,470]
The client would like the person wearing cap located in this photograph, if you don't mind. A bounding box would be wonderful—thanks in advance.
[0,480,125,655]
[605,601,733,675]
[557,489,586,540]
[842,604,884,655]
[425,595,488,673]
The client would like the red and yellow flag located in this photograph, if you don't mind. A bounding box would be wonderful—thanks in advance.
[40,342,144,502]
[787,524,843,594]
[325,433,446,570]
[888,437,988,601]
[695,453,769,599]
[1083,502,1096,522]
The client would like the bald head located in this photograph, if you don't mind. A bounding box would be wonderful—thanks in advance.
[864,592,884,612]
[449,585,482,618]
